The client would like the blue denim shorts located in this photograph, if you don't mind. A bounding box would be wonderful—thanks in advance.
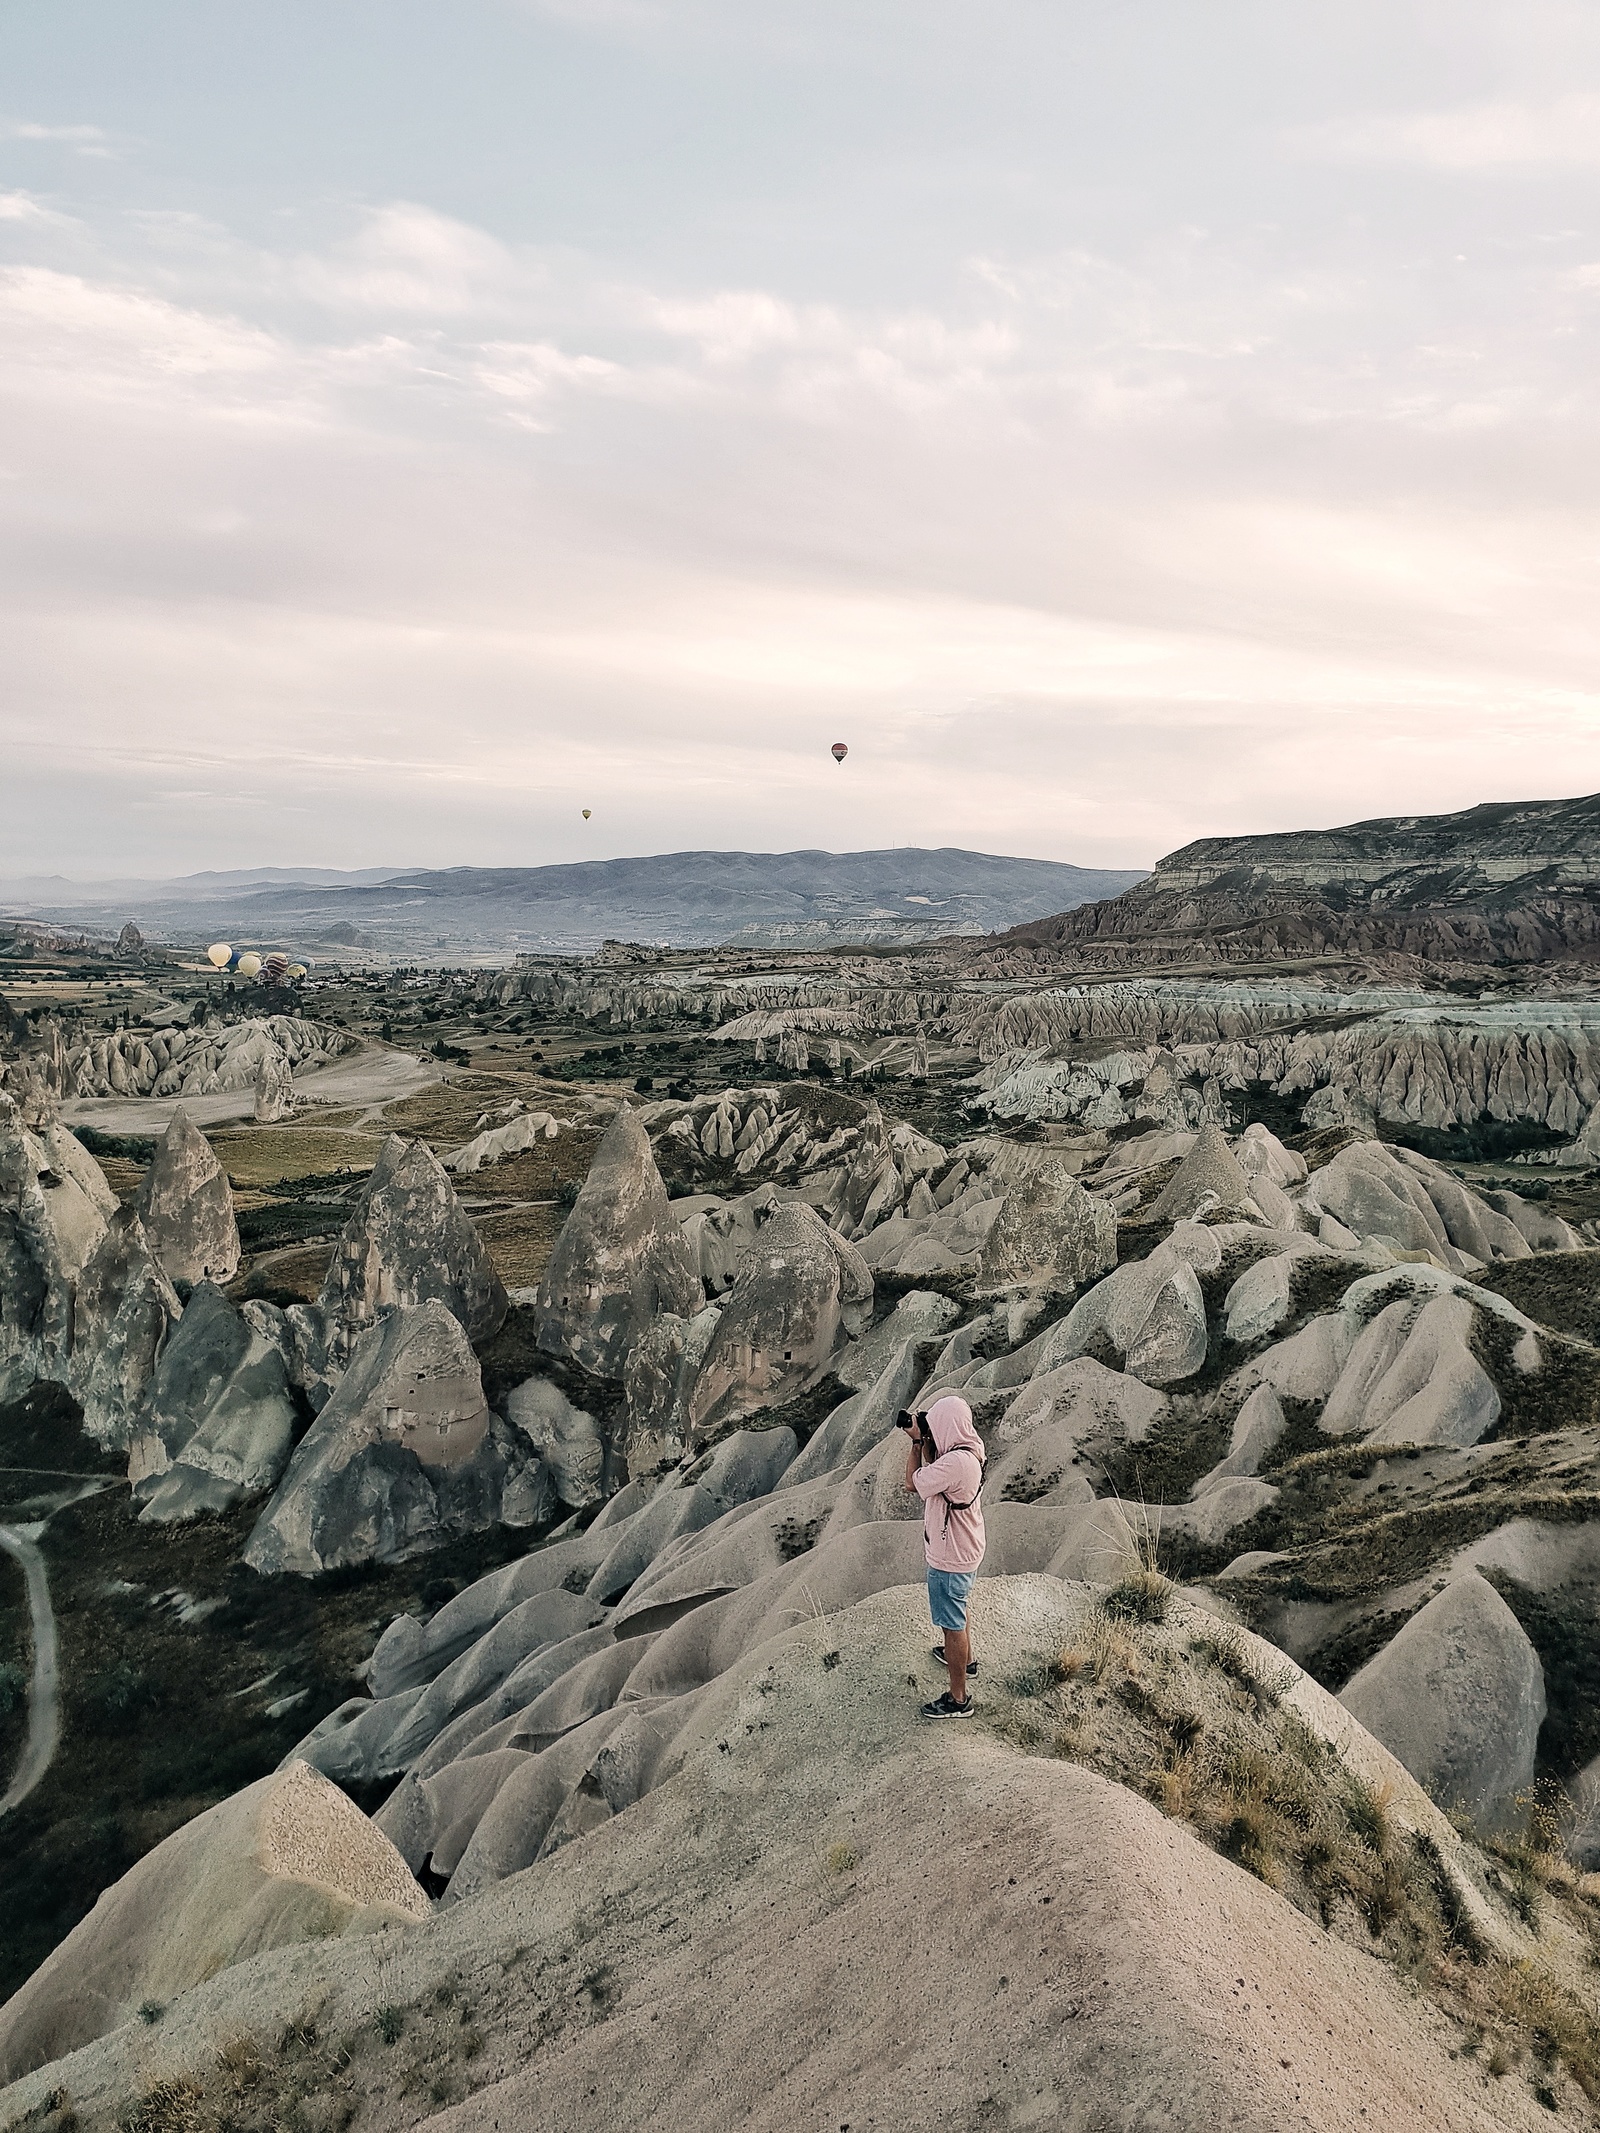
[927,1568,976,1633]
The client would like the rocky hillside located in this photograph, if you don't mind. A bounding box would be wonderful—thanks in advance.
[12,931,1600,2126]
[982,793,1600,979]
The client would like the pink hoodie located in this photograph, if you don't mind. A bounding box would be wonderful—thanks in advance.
[912,1394,987,1573]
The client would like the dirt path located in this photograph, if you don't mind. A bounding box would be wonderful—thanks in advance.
[0,1526,59,1818]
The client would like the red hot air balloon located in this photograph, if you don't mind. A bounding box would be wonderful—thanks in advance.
[831,742,848,764]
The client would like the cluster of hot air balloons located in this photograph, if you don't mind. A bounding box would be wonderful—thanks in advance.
[206,943,307,984]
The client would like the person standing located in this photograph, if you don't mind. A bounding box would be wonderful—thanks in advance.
[905,1393,986,1719]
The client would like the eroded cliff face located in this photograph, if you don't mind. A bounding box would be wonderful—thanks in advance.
[978,794,1600,978]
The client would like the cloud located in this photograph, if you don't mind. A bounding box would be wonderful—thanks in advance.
[1296,94,1600,171]
[293,204,524,315]
[9,26,1600,881]
[3,121,114,158]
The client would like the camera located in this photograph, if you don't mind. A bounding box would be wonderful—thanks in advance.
[894,1409,923,1434]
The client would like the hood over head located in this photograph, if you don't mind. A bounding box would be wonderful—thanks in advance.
[924,1394,984,1462]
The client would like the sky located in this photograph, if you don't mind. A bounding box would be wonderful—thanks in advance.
[4,1,1600,878]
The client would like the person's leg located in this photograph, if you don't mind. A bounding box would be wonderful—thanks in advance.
[944,1624,969,1704]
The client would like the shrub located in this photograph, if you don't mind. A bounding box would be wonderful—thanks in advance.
[0,1660,26,1716]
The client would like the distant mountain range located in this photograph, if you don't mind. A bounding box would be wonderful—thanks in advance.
[0,849,1147,961]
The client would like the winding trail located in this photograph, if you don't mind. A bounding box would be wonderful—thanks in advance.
[0,1525,60,1817]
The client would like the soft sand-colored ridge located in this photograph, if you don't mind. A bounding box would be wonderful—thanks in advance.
[0,1760,428,2085]
[0,1582,1561,2132]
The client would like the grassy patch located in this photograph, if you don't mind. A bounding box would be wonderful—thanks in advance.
[472,1202,564,1290]
[208,1129,382,1190]
[986,1594,1600,2107]
[1477,1253,1600,1344]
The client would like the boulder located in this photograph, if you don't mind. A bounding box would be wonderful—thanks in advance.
[1197,1384,1287,1486]
[128,1283,299,1520]
[134,1108,240,1287]
[244,1301,541,1576]
[1299,1141,1529,1274]
[687,1203,872,1439]
[535,1107,702,1378]
[320,1135,507,1367]
[1223,1253,1295,1345]
[0,1759,427,2083]
[1339,1574,1545,1832]
[1045,1245,1211,1390]
[1170,1476,1280,1546]
[834,1290,961,1392]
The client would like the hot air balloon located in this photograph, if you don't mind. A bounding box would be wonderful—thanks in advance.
[582,809,592,820]
[287,964,308,981]
[207,942,232,969]
[263,952,290,983]
[236,952,263,980]
[831,742,848,764]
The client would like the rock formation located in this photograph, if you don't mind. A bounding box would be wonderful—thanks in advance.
[1339,1574,1546,1831]
[66,1014,354,1100]
[253,1047,294,1123]
[0,1089,118,1393]
[127,1282,300,1521]
[687,1202,872,1439]
[320,1135,508,1366]
[66,1206,182,1447]
[973,1153,1117,1295]
[534,1106,702,1377]
[244,1302,539,1576]
[134,1107,241,1286]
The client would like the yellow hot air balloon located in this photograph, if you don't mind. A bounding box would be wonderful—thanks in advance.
[236,952,263,979]
[582,808,592,820]
[207,942,232,969]
[287,964,308,981]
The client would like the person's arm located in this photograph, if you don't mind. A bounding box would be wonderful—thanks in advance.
[904,1419,934,1493]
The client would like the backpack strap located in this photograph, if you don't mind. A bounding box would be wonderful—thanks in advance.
[937,1447,985,1531]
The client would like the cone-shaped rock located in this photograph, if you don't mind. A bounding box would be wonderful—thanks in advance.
[245,1299,534,1575]
[1149,1123,1260,1226]
[320,1135,507,1363]
[0,1091,117,1388]
[975,1160,1117,1296]
[254,1048,294,1123]
[67,1205,182,1447]
[1339,1572,1545,1832]
[688,1201,872,1440]
[128,1281,299,1520]
[134,1107,240,1286]
[0,1759,428,2081]
[535,1106,702,1378]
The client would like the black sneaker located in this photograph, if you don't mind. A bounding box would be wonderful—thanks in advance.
[931,1647,977,1674]
[921,1691,975,1720]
